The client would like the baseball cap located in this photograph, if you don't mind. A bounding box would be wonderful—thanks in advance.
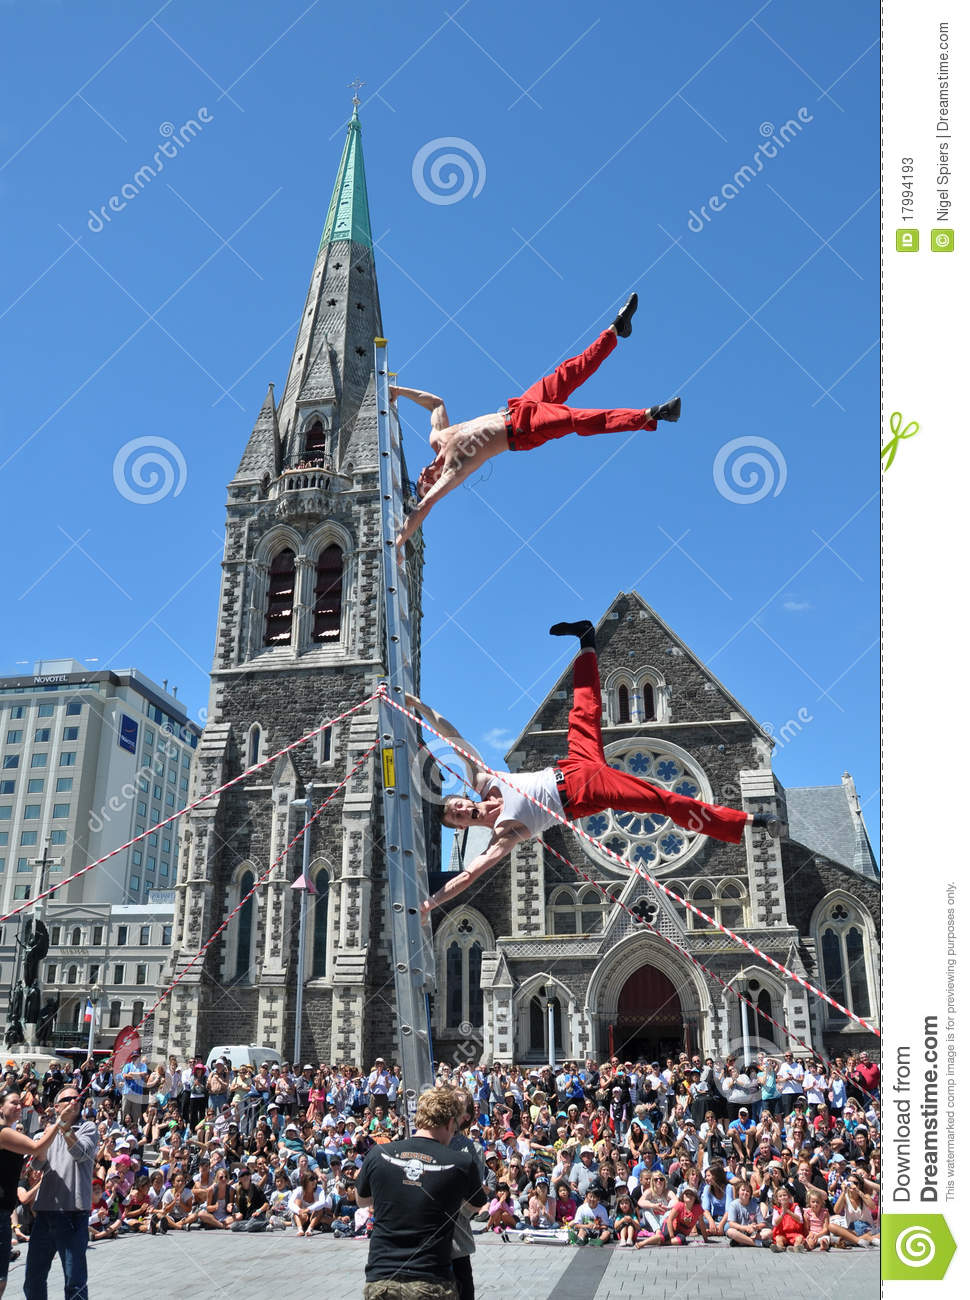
[829,1153,846,1163]
[739,1107,749,1115]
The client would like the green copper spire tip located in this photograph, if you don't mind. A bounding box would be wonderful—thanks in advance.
[319,106,372,252]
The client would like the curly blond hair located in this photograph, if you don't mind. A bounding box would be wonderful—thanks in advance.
[414,1086,466,1132]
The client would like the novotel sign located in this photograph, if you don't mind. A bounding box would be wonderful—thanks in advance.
[34,674,71,684]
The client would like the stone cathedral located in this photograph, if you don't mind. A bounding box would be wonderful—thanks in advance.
[161,114,879,1068]
[160,109,434,1065]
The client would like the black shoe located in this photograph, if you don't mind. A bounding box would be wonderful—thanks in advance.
[751,812,782,838]
[549,620,596,652]
[160,1218,169,1235]
[611,292,638,338]
[150,1219,158,1235]
[647,397,681,423]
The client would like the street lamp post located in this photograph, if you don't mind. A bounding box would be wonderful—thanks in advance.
[541,984,556,1070]
[739,967,751,1065]
[289,792,316,1067]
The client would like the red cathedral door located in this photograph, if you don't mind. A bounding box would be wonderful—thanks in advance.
[612,965,687,1062]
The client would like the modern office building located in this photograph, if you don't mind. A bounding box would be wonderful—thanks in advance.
[0,658,201,913]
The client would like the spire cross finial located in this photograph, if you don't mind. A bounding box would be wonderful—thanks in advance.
[349,78,365,108]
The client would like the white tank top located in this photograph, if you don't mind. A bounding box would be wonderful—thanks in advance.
[489,769,564,837]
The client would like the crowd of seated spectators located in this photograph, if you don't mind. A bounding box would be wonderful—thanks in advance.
[2,1045,880,1253]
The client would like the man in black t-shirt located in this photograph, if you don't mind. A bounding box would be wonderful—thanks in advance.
[357,1087,487,1300]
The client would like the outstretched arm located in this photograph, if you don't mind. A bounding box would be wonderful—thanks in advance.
[405,692,488,792]
[397,455,473,548]
[422,824,532,912]
[389,385,450,431]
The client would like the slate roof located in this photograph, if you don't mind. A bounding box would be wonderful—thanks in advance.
[784,777,879,879]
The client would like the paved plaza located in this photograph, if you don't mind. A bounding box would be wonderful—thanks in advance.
[7,1229,880,1298]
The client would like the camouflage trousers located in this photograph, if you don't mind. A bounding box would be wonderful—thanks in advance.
[363,1281,458,1300]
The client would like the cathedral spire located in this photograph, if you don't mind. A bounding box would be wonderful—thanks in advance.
[318,105,373,251]
[233,382,280,483]
[274,107,383,470]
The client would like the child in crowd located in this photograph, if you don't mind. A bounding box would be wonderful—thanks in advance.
[571,1189,612,1245]
[770,1186,808,1252]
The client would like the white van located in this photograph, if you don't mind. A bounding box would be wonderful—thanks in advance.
[205,1044,282,1072]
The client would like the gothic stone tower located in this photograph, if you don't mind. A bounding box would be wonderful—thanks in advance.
[160,110,427,1064]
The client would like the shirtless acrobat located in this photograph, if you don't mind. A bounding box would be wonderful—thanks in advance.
[391,295,681,548]
[412,620,780,913]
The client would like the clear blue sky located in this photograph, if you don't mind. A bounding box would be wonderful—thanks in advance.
[0,0,879,853]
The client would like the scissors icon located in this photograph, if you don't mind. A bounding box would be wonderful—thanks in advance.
[881,412,919,470]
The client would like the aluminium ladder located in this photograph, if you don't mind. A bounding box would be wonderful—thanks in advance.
[373,337,437,1129]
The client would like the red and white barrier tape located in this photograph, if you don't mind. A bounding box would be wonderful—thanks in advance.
[382,691,880,1038]
[0,693,381,925]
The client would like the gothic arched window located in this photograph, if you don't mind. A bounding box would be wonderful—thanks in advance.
[264,549,296,645]
[441,915,488,1030]
[643,682,656,721]
[305,419,327,457]
[529,995,563,1055]
[248,725,261,768]
[310,868,329,978]
[755,989,775,1045]
[688,879,749,930]
[313,545,343,642]
[617,684,631,723]
[234,867,257,980]
[816,899,875,1022]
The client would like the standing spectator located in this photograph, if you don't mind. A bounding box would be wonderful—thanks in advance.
[24,1085,97,1300]
[449,1090,485,1300]
[777,1052,805,1115]
[850,1051,880,1102]
[356,1086,486,1300]
[758,1057,781,1117]
[0,1089,61,1296]
[120,1049,148,1125]
[366,1058,391,1111]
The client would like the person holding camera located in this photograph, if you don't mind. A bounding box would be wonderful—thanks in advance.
[24,1086,97,1300]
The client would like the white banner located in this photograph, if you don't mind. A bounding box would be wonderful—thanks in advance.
[883,1,966,1289]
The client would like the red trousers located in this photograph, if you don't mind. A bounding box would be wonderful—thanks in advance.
[506,330,656,451]
[558,652,748,845]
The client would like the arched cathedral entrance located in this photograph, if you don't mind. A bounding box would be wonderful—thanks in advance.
[610,964,689,1061]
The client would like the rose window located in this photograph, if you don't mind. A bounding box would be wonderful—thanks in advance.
[579,744,710,874]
